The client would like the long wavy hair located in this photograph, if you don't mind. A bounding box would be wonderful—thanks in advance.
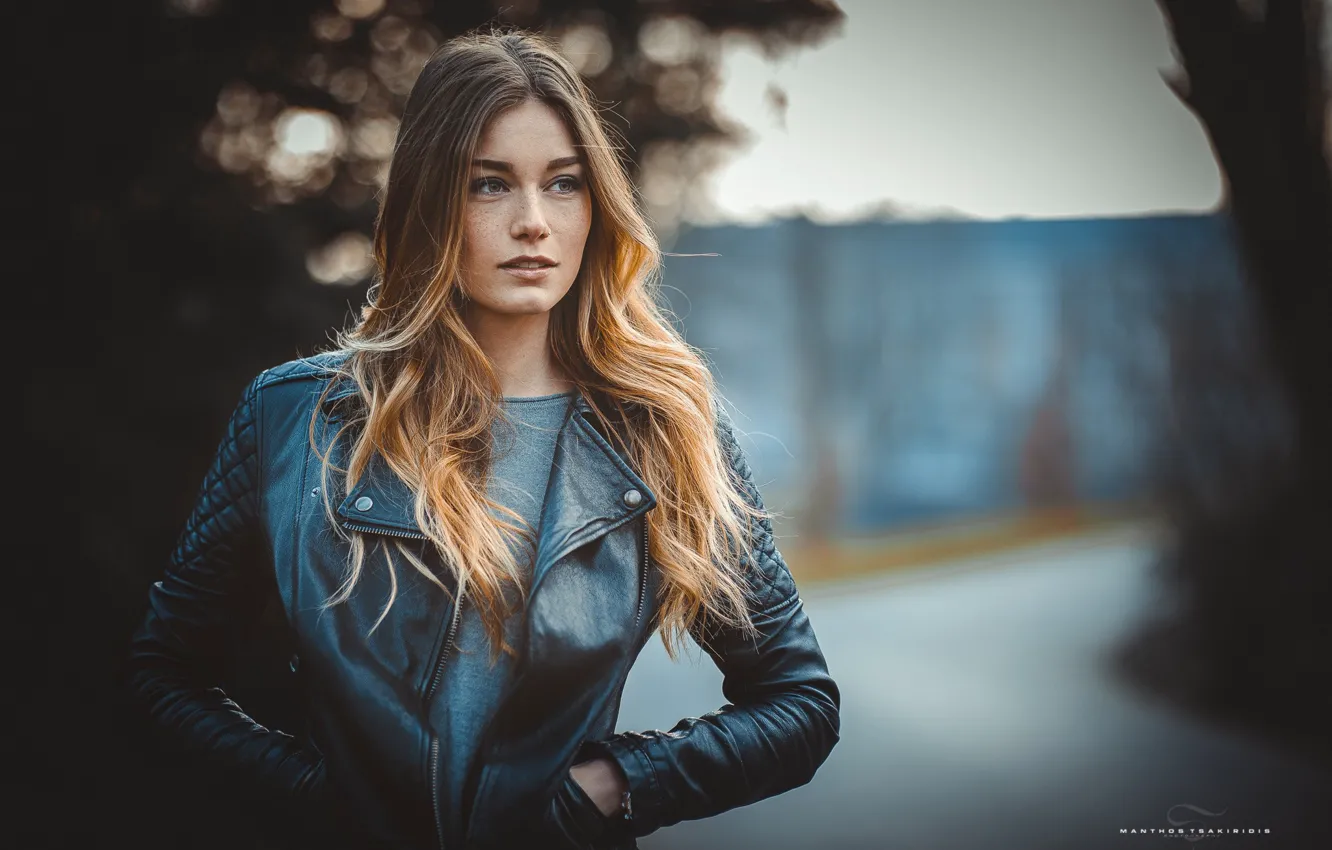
[310,29,765,662]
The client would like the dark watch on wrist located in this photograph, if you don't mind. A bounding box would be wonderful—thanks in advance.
[618,789,633,820]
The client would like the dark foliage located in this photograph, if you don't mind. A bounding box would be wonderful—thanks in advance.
[1115,0,1332,771]
[32,1,841,846]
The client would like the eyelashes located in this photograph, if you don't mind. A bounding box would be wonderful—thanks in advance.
[469,175,584,196]
[549,175,582,193]
[471,176,505,195]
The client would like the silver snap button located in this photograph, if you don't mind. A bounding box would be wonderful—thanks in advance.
[311,487,320,496]
[289,654,300,673]
[622,489,643,508]
[355,496,374,512]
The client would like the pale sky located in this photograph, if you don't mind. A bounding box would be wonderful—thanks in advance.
[699,0,1226,223]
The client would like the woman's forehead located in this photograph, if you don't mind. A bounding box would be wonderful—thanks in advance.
[475,100,579,167]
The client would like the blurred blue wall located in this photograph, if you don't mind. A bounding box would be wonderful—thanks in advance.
[660,213,1262,533]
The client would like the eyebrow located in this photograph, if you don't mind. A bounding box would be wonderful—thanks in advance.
[472,155,582,172]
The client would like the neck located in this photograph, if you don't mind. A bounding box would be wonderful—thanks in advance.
[463,307,574,398]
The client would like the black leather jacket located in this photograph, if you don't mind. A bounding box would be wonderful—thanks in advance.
[126,352,840,849]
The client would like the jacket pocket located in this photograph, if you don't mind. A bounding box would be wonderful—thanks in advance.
[544,771,619,850]
[287,757,368,846]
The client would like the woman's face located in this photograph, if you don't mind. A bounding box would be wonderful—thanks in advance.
[458,99,593,323]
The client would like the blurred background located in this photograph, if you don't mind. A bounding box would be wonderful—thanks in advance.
[33,0,1330,847]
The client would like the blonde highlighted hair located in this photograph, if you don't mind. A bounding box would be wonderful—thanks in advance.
[310,29,765,661]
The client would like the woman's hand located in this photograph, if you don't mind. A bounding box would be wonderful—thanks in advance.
[568,757,629,817]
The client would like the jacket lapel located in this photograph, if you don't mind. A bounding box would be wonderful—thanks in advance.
[529,393,656,596]
[320,378,658,583]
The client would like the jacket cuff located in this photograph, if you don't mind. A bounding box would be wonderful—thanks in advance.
[589,732,664,836]
[293,755,325,800]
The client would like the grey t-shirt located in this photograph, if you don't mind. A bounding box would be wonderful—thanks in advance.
[430,389,575,827]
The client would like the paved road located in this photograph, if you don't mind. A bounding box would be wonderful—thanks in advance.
[616,524,1332,850]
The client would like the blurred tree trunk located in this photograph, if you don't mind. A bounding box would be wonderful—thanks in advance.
[1160,0,1329,461]
[1018,332,1075,509]
[790,217,841,546]
[1117,0,1331,766]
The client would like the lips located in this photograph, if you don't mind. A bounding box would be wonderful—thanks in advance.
[498,257,558,283]
[500,255,557,269]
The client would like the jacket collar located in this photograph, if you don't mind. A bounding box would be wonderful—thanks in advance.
[320,372,656,594]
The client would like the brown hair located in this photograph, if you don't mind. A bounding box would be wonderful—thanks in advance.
[311,29,765,661]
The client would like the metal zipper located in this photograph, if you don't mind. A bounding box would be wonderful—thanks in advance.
[634,515,649,630]
[339,521,427,540]
[339,516,453,848]
[426,580,464,850]
[428,736,444,848]
[425,582,464,704]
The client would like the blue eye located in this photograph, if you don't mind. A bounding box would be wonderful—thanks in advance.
[472,177,506,195]
[550,175,582,194]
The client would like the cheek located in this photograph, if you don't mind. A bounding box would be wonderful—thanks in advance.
[463,210,500,265]
[561,199,593,248]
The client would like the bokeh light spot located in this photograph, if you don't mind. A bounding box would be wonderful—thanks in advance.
[639,17,705,66]
[336,0,385,20]
[559,23,613,77]
[306,231,375,285]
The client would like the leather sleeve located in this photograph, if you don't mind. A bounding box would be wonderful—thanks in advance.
[590,403,842,838]
[124,374,325,806]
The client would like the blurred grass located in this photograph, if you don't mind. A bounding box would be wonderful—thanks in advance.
[779,502,1159,584]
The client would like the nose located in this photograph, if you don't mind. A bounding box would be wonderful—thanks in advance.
[510,186,551,242]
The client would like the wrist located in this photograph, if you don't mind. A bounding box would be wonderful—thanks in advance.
[569,757,630,818]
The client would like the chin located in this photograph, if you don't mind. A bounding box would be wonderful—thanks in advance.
[478,291,564,316]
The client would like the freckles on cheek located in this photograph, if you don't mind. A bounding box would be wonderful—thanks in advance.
[465,215,499,260]
[559,205,592,241]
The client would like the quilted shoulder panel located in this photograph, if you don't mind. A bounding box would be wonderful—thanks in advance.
[126,368,324,801]
[256,350,350,389]
[711,400,799,617]
[158,373,267,643]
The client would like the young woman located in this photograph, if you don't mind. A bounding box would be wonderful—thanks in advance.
[127,29,840,850]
